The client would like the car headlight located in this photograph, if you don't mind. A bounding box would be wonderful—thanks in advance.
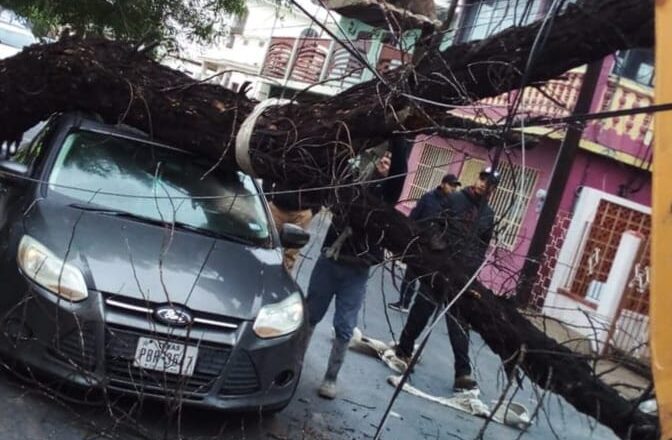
[253,292,303,339]
[17,235,88,302]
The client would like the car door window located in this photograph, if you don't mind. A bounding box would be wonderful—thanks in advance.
[11,120,51,169]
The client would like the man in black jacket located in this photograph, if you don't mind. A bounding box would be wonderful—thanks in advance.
[394,167,499,392]
[306,137,408,400]
[389,173,461,312]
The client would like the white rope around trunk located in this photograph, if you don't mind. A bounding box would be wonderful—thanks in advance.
[234,98,292,177]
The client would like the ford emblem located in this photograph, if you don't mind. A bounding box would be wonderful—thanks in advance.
[154,305,193,326]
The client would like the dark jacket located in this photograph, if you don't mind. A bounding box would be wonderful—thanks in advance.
[409,187,449,221]
[321,136,410,268]
[443,187,495,273]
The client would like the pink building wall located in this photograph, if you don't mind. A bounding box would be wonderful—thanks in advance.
[558,148,651,210]
[583,57,654,162]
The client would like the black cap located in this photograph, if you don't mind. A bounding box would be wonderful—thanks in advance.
[479,167,501,185]
[441,173,461,186]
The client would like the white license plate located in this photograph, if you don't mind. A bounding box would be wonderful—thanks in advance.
[133,337,198,376]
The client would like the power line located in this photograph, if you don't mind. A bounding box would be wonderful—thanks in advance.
[524,101,672,128]
[0,157,467,201]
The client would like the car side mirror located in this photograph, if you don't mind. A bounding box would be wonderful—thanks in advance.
[280,223,310,249]
[0,160,28,185]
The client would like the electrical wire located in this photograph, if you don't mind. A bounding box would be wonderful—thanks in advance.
[0,157,468,201]
[523,102,672,128]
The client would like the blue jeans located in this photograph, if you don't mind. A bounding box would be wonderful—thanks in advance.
[307,255,370,343]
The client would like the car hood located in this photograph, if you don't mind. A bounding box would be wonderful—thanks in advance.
[22,200,294,320]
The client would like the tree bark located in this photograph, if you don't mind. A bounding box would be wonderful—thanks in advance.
[0,0,653,182]
[0,0,658,438]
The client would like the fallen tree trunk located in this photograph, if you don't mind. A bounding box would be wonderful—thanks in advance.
[348,196,658,439]
[0,0,653,186]
[0,0,658,437]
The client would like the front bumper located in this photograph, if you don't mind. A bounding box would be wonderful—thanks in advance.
[0,280,307,411]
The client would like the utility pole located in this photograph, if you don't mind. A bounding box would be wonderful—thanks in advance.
[516,59,604,307]
[651,0,672,435]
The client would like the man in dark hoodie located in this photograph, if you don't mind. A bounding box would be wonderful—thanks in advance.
[306,137,408,400]
[389,173,462,312]
[394,167,499,392]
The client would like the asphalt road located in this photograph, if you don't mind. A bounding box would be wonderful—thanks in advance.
[0,214,620,440]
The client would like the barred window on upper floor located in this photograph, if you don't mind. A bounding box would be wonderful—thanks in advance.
[613,49,654,88]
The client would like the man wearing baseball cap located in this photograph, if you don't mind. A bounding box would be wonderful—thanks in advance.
[389,173,462,312]
[394,166,499,392]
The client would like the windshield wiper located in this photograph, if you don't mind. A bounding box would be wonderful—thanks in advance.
[169,222,257,246]
[69,203,257,245]
[69,203,166,227]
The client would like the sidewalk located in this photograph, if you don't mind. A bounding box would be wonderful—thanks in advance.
[528,314,651,401]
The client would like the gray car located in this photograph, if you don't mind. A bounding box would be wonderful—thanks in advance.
[0,112,310,412]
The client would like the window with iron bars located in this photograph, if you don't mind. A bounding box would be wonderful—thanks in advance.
[459,158,538,249]
[408,143,454,201]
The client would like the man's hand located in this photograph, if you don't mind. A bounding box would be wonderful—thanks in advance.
[375,151,391,177]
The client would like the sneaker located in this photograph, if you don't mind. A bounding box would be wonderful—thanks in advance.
[453,375,478,391]
[393,348,414,372]
[388,301,410,313]
[318,379,337,399]
[383,349,409,373]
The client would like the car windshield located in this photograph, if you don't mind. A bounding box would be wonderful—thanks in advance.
[47,130,271,245]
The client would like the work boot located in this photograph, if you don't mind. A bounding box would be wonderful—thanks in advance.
[318,338,349,399]
[453,374,478,391]
[318,380,336,399]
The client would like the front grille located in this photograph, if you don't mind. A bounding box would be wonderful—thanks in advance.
[51,322,97,370]
[103,294,241,331]
[105,326,231,396]
[220,351,260,395]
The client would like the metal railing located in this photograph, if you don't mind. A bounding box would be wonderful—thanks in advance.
[260,37,406,90]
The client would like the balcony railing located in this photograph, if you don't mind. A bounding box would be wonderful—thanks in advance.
[261,37,405,90]
[466,67,653,168]
[477,68,584,120]
[326,39,371,85]
[376,44,409,73]
[261,37,296,80]
[586,76,654,164]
